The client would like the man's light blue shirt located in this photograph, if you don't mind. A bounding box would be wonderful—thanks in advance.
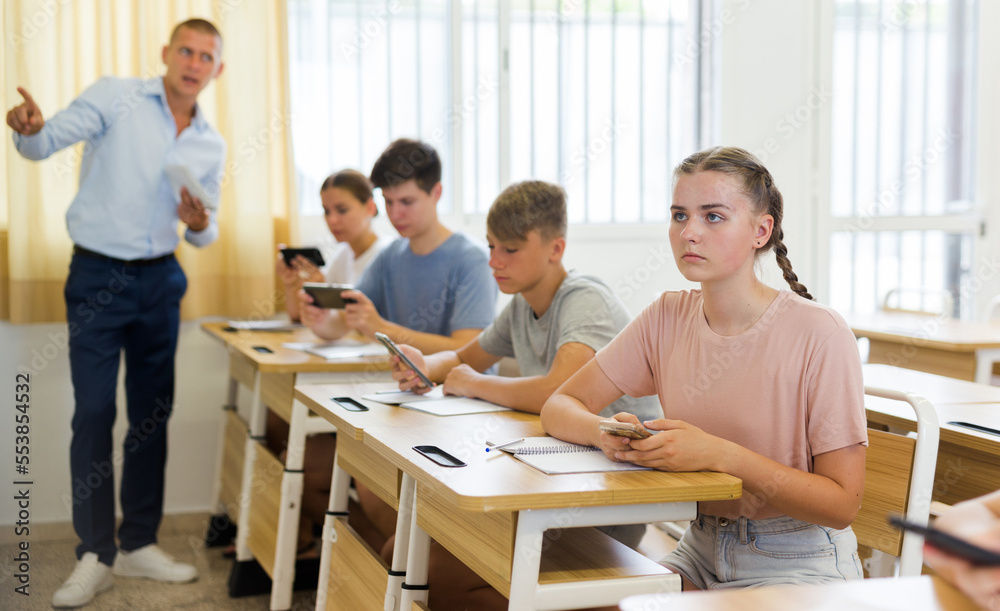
[12,76,226,260]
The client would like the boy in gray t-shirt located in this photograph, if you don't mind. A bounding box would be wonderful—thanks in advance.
[392,179,657,422]
[476,270,659,421]
[374,180,657,610]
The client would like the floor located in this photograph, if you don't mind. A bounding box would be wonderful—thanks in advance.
[0,513,679,610]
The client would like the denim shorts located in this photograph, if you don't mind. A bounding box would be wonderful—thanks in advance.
[660,514,863,589]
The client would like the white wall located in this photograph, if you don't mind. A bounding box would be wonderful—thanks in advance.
[4,0,997,527]
[0,321,229,526]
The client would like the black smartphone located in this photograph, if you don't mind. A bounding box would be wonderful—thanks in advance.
[252,345,274,354]
[302,283,357,309]
[332,396,369,412]
[374,332,435,388]
[413,445,466,467]
[888,515,1000,565]
[948,421,1000,436]
[281,247,326,268]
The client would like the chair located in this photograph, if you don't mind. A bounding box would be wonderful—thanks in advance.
[854,386,940,577]
[882,288,955,318]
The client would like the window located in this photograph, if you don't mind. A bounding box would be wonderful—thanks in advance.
[826,0,979,317]
[287,0,707,222]
[287,0,454,215]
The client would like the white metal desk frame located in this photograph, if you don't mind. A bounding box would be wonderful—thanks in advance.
[225,365,389,610]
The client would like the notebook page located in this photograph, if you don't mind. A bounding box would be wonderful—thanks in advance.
[501,437,650,474]
[400,396,511,416]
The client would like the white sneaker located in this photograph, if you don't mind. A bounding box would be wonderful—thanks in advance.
[112,544,198,583]
[52,552,113,608]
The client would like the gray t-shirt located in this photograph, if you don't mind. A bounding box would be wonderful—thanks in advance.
[357,233,497,335]
[478,270,661,420]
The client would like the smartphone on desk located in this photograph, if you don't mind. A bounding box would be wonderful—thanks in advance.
[888,515,1000,565]
[599,420,653,440]
[302,283,356,309]
[281,247,326,268]
[374,332,435,389]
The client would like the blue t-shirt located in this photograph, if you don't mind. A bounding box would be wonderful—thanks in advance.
[357,233,497,335]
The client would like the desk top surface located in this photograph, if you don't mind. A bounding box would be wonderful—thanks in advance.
[201,321,391,373]
[866,395,1000,456]
[847,311,1000,350]
[619,575,979,611]
[864,364,1000,404]
[296,382,742,513]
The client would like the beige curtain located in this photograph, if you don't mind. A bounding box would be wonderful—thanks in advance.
[2,0,298,323]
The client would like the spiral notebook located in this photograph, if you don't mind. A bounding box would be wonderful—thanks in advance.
[495,437,650,475]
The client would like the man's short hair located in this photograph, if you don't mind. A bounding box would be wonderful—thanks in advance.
[369,139,442,194]
[170,18,223,53]
[487,180,567,242]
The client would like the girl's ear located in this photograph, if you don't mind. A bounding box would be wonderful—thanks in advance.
[755,214,774,247]
[365,197,378,218]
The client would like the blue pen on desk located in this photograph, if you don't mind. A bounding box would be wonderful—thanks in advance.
[486,438,523,452]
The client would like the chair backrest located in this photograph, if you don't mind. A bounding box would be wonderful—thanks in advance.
[854,386,940,577]
[882,288,954,318]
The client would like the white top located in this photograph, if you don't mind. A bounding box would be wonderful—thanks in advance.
[323,235,394,285]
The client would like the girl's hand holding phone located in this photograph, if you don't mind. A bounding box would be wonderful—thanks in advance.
[920,499,1000,609]
[596,414,644,462]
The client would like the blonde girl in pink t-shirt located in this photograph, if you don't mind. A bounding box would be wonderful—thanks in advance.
[541,146,868,590]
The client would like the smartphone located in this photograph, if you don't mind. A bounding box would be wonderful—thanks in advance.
[599,420,653,440]
[374,332,435,389]
[280,247,326,268]
[332,396,369,412]
[302,283,356,309]
[888,515,1000,565]
[948,421,1000,437]
[413,445,466,467]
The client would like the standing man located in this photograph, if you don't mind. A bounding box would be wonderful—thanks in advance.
[6,18,226,608]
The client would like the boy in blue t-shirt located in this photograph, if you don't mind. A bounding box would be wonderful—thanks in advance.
[300,138,496,353]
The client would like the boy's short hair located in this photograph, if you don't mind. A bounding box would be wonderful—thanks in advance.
[487,180,567,242]
[369,138,441,194]
[171,18,223,51]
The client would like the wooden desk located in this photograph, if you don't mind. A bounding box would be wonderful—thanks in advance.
[618,575,979,610]
[864,364,1000,404]
[201,322,391,610]
[848,311,1000,383]
[296,382,743,611]
[867,395,1000,506]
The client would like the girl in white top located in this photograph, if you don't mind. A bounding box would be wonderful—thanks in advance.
[270,169,390,556]
[277,168,391,322]
[541,146,868,590]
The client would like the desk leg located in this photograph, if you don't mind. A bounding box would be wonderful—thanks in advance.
[385,473,416,611]
[206,374,241,548]
[398,481,431,610]
[315,449,352,611]
[270,399,310,611]
[509,509,546,611]
[234,372,264,562]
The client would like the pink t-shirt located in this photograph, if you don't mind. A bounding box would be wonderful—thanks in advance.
[595,289,867,520]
